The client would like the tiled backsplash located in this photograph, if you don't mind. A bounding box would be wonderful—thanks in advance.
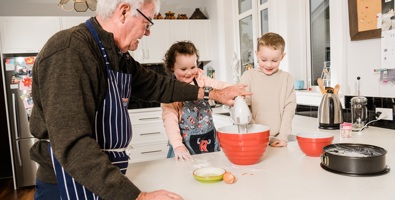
[343,96,395,130]
[296,96,395,130]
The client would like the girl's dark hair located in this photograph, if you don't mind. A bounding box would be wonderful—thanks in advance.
[163,41,200,75]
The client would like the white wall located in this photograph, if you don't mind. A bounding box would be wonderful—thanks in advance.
[331,0,394,98]
[1,0,394,97]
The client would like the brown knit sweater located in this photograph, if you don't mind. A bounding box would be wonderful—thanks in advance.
[29,17,199,200]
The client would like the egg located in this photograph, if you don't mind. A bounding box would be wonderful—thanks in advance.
[223,172,236,184]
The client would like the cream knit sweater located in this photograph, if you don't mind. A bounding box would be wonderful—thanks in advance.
[239,68,296,142]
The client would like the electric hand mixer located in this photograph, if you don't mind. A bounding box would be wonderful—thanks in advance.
[229,96,252,133]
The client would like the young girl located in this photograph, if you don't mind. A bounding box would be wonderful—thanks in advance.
[239,32,296,147]
[161,41,231,161]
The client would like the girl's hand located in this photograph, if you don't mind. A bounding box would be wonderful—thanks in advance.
[173,146,193,161]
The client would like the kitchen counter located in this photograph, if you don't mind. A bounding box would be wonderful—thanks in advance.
[295,90,345,107]
[125,115,394,200]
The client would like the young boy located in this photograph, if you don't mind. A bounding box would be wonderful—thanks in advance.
[161,41,232,161]
[239,32,296,147]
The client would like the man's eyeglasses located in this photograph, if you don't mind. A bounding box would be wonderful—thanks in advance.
[136,9,154,31]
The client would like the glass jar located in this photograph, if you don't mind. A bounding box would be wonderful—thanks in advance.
[350,96,368,129]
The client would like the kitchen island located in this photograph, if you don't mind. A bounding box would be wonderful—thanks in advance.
[125,115,394,200]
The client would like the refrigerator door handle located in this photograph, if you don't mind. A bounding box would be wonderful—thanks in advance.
[15,140,23,166]
[12,93,20,140]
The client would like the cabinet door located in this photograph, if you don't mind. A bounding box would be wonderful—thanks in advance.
[0,17,61,53]
[170,20,190,44]
[130,20,212,63]
[61,16,90,30]
[133,20,170,64]
[189,20,212,61]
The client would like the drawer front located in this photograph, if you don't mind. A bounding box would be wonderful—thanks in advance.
[127,142,168,163]
[129,111,162,126]
[131,124,167,144]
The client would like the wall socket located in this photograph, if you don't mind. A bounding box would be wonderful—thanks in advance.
[376,108,394,121]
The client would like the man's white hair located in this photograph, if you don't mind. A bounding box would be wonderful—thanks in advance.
[96,0,160,19]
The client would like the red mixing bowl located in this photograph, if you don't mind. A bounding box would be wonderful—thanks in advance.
[218,124,270,165]
[296,132,334,157]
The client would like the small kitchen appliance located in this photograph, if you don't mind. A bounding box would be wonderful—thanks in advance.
[318,87,343,129]
[229,96,251,133]
[350,77,368,130]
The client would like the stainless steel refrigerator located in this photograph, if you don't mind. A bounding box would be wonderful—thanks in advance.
[1,54,38,189]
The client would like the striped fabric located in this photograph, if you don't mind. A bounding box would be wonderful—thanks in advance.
[49,19,133,200]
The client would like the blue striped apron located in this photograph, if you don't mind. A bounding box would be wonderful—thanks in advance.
[49,20,133,200]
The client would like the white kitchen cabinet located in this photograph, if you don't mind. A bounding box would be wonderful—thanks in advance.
[189,20,212,61]
[131,20,171,64]
[0,17,61,53]
[127,107,168,163]
[60,16,90,30]
[130,20,212,63]
[169,20,212,61]
[170,20,190,43]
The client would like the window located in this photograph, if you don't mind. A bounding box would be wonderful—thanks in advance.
[310,0,330,86]
[236,0,269,76]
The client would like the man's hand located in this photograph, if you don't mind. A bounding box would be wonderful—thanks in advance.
[210,84,252,106]
[173,146,193,161]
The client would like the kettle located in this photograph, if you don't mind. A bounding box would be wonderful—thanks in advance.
[318,87,343,129]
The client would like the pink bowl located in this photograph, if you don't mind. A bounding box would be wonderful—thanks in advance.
[296,132,334,157]
[218,124,270,165]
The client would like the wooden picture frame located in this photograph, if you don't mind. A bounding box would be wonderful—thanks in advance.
[348,0,381,41]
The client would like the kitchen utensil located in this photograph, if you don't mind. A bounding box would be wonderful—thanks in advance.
[318,88,343,129]
[317,78,325,94]
[350,77,368,130]
[217,124,270,165]
[333,84,340,94]
[193,167,226,183]
[321,143,390,176]
[229,96,251,133]
[296,132,334,157]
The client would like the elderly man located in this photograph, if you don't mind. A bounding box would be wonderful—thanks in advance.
[30,0,250,200]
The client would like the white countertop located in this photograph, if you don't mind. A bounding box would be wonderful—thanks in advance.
[125,115,394,200]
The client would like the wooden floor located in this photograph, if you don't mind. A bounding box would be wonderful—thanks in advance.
[0,178,35,200]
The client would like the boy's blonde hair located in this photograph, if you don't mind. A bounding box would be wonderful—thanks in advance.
[257,32,285,53]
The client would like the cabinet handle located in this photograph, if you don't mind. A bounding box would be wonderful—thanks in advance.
[141,150,162,154]
[139,117,160,121]
[140,132,161,136]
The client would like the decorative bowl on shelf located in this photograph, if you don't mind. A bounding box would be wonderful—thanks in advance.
[217,124,270,165]
[296,132,334,157]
